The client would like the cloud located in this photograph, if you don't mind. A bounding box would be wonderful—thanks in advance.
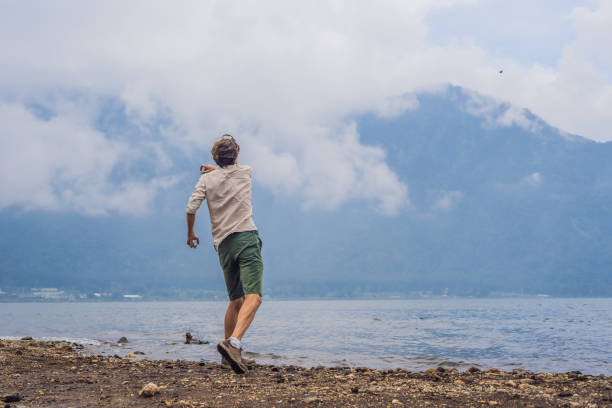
[432,190,465,211]
[459,90,542,132]
[521,172,543,187]
[0,102,176,215]
[299,123,409,215]
[0,0,611,215]
[376,93,420,119]
[424,0,612,141]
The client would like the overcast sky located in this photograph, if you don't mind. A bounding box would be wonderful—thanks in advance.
[1,0,610,216]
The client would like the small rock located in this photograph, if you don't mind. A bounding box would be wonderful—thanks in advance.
[138,382,160,397]
[126,353,136,358]
[454,379,465,385]
[351,387,359,394]
[392,399,403,405]
[2,394,21,403]
[304,397,320,403]
[55,342,72,351]
[467,366,481,374]
[20,336,33,341]
[557,390,573,397]
[425,368,437,374]
[118,337,128,344]
[518,383,532,390]
[488,401,498,406]
[134,351,145,355]
[184,332,209,345]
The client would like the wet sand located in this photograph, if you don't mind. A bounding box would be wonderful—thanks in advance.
[1,339,611,407]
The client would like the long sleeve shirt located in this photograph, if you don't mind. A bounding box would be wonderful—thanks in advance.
[186,164,258,251]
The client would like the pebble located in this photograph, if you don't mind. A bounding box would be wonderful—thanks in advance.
[303,396,320,403]
[118,337,128,344]
[2,394,21,403]
[138,382,160,397]
[2,339,610,407]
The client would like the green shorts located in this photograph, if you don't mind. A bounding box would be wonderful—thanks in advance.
[218,230,263,300]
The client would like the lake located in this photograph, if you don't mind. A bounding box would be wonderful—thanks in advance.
[1,298,610,375]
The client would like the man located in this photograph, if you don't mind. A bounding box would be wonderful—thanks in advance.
[186,134,263,374]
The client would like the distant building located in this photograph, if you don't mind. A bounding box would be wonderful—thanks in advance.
[123,294,142,300]
[31,288,66,299]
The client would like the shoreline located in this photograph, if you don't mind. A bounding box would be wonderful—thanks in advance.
[5,295,612,303]
[2,339,611,407]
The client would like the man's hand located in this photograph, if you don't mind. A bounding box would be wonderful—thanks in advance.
[200,164,216,174]
[187,232,200,248]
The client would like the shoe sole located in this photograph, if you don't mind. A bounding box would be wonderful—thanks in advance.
[222,357,255,369]
[217,342,247,374]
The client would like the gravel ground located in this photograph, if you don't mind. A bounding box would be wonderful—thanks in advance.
[1,339,611,407]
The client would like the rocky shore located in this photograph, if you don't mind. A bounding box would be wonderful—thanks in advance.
[1,339,610,407]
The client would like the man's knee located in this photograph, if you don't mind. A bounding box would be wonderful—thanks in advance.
[246,293,262,307]
[229,296,245,309]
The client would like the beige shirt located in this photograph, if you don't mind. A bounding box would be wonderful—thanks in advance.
[186,164,258,251]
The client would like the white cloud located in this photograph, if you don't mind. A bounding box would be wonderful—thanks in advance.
[0,0,611,215]
[299,123,408,215]
[0,102,176,215]
[459,90,542,132]
[522,172,543,187]
[376,93,420,119]
[432,190,465,211]
[571,2,612,72]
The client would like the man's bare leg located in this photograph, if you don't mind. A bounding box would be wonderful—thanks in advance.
[224,297,244,339]
[230,294,262,341]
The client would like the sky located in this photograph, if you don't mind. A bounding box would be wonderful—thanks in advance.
[0,0,610,217]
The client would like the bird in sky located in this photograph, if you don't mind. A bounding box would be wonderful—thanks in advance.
[499,69,504,74]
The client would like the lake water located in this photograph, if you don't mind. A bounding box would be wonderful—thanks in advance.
[1,298,610,375]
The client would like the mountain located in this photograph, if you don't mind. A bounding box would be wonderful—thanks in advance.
[1,86,611,297]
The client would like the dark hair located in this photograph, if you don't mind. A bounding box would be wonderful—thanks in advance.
[211,134,240,167]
